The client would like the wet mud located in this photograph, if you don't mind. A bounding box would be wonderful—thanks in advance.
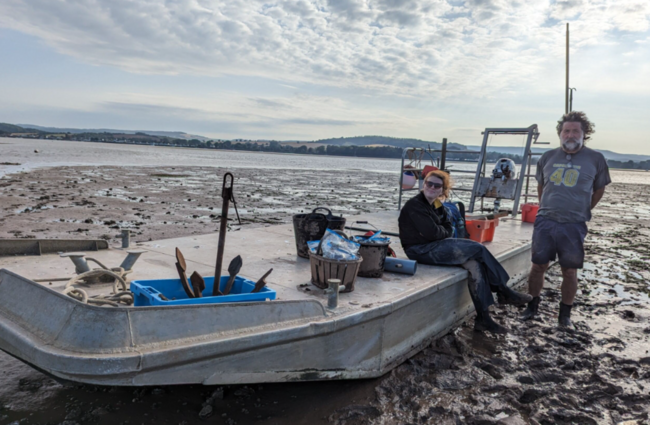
[1,167,649,425]
[0,166,399,242]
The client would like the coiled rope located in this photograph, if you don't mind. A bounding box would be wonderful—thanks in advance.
[62,259,134,307]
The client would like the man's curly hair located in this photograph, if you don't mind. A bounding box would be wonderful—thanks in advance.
[556,111,595,143]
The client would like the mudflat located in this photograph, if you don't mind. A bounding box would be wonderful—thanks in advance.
[0,165,649,425]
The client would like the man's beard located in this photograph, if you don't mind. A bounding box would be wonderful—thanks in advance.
[562,136,583,152]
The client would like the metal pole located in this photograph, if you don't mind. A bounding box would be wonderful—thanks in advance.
[565,23,569,114]
[440,138,448,170]
[213,173,233,296]
[398,149,406,210]
[121,230,130,248]
[468,131,490,213]
[569,88,576,112]
[512,125,538,217]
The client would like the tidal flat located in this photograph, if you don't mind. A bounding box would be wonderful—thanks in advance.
[0,164,649,425]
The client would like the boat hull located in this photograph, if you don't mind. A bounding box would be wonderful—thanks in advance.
[0,240,530,386]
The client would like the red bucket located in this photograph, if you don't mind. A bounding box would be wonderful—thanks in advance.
[466,218,498,243]
[521,203,539,223]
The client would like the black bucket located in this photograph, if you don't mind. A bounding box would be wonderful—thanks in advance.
[357,240,390,278]
[312,207,346,231]
[293,208,346,258]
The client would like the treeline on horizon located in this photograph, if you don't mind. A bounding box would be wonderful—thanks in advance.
[607,159,650,170]
[2,124,649,170]
[77,133,534,164]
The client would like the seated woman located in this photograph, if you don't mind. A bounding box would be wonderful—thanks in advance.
[398,170,531,334]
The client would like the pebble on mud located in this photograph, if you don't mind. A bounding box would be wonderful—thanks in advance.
[198,405,213,419]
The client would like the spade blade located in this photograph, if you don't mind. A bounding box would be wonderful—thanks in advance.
[252,268,273,293]
[189,271,206,298]
[175,247,187,272]
[175,262,195,298]
[223,255,243,295]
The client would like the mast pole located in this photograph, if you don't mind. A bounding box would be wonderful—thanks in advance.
[565,23,569,114]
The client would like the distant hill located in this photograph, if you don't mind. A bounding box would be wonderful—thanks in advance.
[0,123,32,133]
[467,145,650,163]
[17,124,210,141]
[314,136,466,151]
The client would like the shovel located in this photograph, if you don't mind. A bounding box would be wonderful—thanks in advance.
[251,268,273,293]
[189,271,206,298]
[213,173,234,296]
[175,248,195,298]
[223,255,243,295]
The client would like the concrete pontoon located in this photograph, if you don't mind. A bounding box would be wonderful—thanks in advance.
[0,211,534,386]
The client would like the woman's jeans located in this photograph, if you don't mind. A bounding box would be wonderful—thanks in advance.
[405,238,510,312]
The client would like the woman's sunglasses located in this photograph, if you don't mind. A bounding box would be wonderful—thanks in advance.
[424,181,443,189]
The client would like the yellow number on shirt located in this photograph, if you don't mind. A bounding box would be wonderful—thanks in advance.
[563,169,579,187]
[550,168,565,186]
[548,167,580,187]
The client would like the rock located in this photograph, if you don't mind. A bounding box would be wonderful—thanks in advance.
[498,415,527,425]
[65,407,82,420]
[476,362,504,380]
[519,388,547,404]
[329,405,381,425]
[516,375,534,384]
[199,405,213,419]
[233,386,255,398]
[211,387,224,400]
[622,310,635,320]
[91,407,109,416]
[151,387,165,396]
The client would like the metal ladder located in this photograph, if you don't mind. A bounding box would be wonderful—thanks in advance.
[467,125,541,217]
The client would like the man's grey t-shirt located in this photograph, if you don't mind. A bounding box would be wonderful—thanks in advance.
[535,147,611,223]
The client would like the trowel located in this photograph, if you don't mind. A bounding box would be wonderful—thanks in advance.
[223,255,243,295]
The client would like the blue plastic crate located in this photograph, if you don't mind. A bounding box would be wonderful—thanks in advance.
[130,275,276,307]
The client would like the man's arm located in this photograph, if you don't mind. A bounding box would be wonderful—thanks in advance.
[591,187,605,209]
[537,184,543,203]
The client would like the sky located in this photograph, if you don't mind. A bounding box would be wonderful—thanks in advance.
[0,0,649,153]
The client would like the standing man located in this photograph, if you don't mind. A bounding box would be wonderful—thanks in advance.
[521,111,611,327]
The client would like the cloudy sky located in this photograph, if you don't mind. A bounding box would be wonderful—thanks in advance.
[1,0,649,153]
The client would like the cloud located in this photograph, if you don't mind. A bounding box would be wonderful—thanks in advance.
[0,0,649,100]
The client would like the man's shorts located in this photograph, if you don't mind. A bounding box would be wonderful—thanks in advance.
[531,216,588,269]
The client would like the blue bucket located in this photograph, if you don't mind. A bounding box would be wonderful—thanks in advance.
[130,275,276,307]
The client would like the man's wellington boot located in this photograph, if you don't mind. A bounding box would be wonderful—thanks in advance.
[497,285,533,306]
[558,302,573,328]
[520,296,540,321]
[474,309,508,334]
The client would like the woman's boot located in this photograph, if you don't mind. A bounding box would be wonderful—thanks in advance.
[496,285,533,306]
[474,309,508,334]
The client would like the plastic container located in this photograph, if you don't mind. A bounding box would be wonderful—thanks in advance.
[130,275,276,306]
[384,257,418,275]
[357,240,391,278]
[309,253,362,293]
[292,207,346,258]
[465,218,499,243]
[521,203,539,223]
[313,207,346,231]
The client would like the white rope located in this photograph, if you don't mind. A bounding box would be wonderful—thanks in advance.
[64,268,133,307]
